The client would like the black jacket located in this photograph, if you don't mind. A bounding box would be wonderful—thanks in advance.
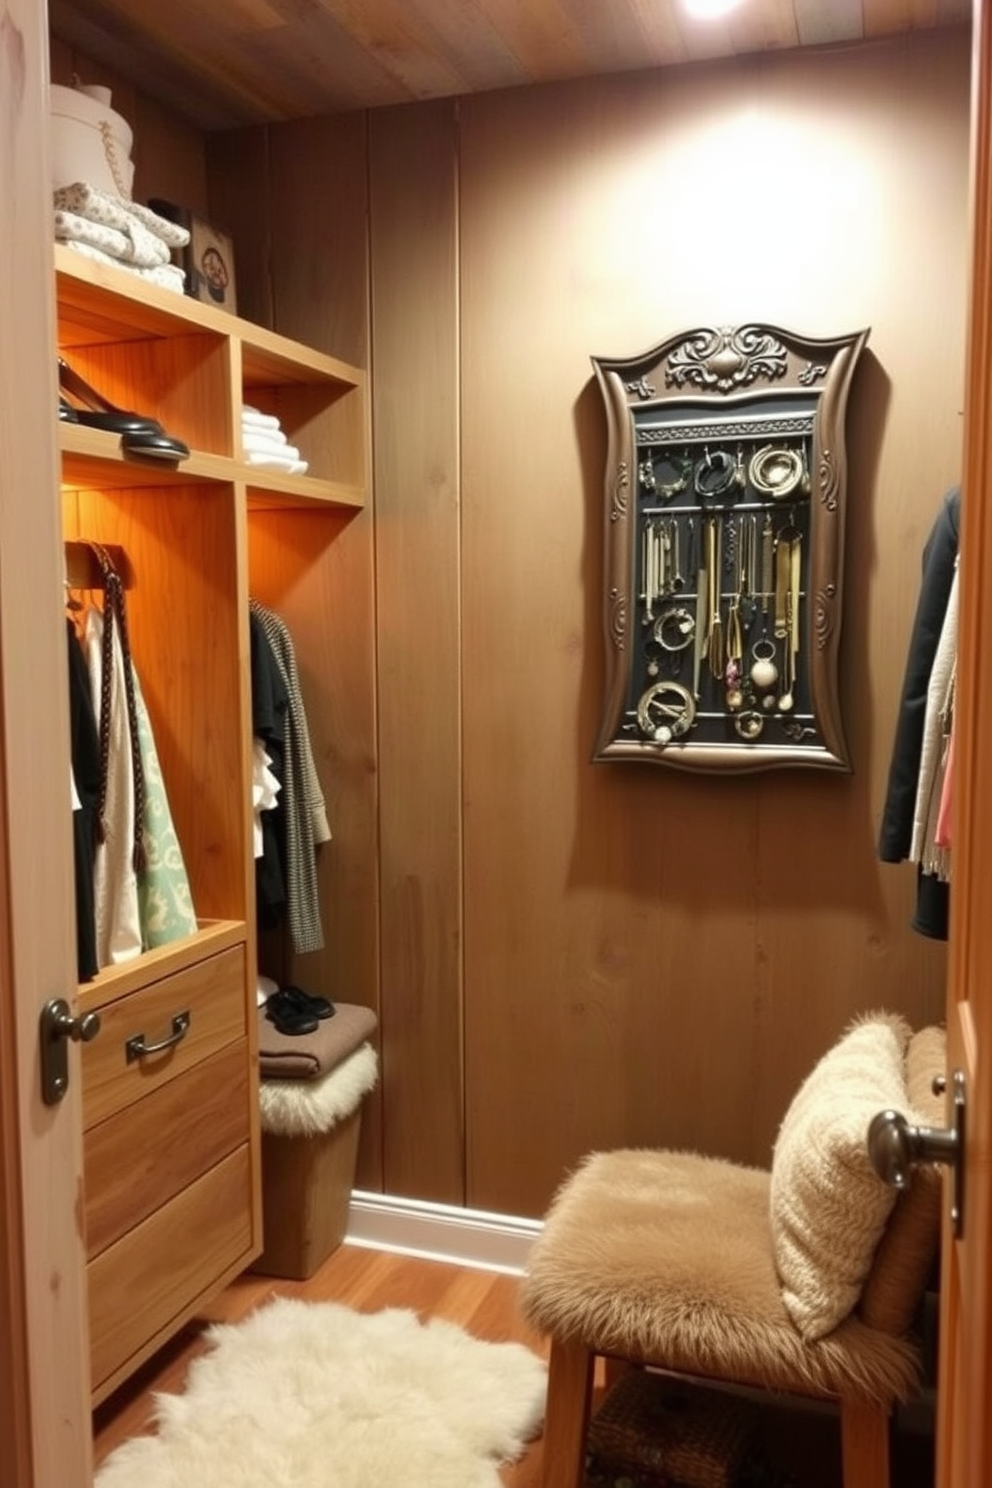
[878,485,960,937]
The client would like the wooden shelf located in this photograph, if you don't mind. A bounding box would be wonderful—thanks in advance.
[56,245,368,507]
[59,424,364,509]
[56,245,364,391]
[59,422,237,488]
[245,472,365,510]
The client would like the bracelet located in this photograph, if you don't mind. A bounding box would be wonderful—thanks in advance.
[693,447,740,500]
[655,451,691,500]
[639,451,691,500]
[653,606,695,652]
[636,680,697,744]
[748,445,807,500]
[734,710,765,740]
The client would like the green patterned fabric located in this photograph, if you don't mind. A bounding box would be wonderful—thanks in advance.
[133,667,198,947]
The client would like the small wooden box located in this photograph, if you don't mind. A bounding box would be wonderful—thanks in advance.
[251,1105,363,1280]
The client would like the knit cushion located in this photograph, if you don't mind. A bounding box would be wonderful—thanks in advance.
[770,1013,915,1342]
[858,1025,946,1335]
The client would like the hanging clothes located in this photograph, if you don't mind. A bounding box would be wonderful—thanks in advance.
[878,485,960,939]
[909,562,957,882]
[132,665,199,947]
[250,608,289,932]
[84,599,143,966]
[67,618,100,981]
[249,599,331,955]
[75,543,197,966]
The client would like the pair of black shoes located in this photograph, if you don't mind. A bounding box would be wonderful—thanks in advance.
[264,984,335,1036]
[58,357,190,463]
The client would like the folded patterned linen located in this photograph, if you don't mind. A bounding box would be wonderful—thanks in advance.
[54,182,190,247]
[55,207,171,268]
[58,238,186,293]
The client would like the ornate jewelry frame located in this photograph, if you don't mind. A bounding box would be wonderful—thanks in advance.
[591,323,869,773]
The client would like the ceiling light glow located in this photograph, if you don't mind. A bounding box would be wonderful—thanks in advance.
[682,0,747,19]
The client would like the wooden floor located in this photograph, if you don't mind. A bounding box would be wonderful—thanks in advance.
[91,1244,935,1487]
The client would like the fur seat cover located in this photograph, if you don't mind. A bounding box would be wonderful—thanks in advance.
[520,1148,922,1406]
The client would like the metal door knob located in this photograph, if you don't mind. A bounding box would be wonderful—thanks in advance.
[867,1067,965,1237]
[867,1108,956,1188]
[39,997,102,1105]
[49,1003,102,1043]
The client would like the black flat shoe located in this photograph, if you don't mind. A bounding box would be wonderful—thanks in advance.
[58,357,190,462]
[264,989,318,1036]
[279,984,335,1020]
[121,427,193,461]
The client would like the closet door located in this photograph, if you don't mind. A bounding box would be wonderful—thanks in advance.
[0,0,93,1482]
[936,4,992,1483]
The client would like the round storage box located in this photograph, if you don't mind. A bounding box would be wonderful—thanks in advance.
[50,83,134,197]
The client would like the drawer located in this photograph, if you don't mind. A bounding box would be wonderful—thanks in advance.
[85,1041,250,1259]
[82,944,246,1129]
[88,1145,253,1396]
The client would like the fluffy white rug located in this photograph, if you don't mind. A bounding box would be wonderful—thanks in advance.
[94,1297,548,1488]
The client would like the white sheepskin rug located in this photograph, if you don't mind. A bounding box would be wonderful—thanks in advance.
[94,1297,548,1488]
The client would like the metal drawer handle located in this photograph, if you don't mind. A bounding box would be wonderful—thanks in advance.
[125,1010,191,1063]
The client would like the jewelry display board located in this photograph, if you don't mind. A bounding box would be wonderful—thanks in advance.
[591,323,868,773]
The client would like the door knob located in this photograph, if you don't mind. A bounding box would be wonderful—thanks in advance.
[867,1067,965,1238]
[39,997,102,1106]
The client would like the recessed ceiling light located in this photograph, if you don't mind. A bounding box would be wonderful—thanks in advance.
[682,0,747,18]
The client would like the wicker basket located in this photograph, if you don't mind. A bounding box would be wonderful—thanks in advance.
[587,1369,759,1488]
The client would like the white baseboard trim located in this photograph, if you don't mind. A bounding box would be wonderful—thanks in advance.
[345,1190,543,1275]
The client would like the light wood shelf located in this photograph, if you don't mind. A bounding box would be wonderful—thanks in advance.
[55,245,368,509]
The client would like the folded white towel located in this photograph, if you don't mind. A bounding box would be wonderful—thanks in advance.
[246,451,309,476]
[242,405,281,431]
[242,428,289,454]
[59,238,186,293]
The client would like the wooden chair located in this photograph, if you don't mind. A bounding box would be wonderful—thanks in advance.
[520,1021,945,1488]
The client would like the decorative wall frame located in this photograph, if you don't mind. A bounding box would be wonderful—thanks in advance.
[591,323,869,773]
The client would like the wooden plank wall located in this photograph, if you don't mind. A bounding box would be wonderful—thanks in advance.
[60,27,968,1220]
[452,32,967,1215]
[366,106,464,1202]
[362,29,967,1218]
[207,117,384,1194]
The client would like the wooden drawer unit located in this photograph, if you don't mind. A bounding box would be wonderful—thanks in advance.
[81,942,259,1402]
[82,945,246,1130]
[85,1042,250,1258]
[88,1147,253,1398]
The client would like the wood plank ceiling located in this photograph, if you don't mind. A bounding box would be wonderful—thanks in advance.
[49,0,972,131]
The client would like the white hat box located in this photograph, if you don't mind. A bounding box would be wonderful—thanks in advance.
[50,83,134,198]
